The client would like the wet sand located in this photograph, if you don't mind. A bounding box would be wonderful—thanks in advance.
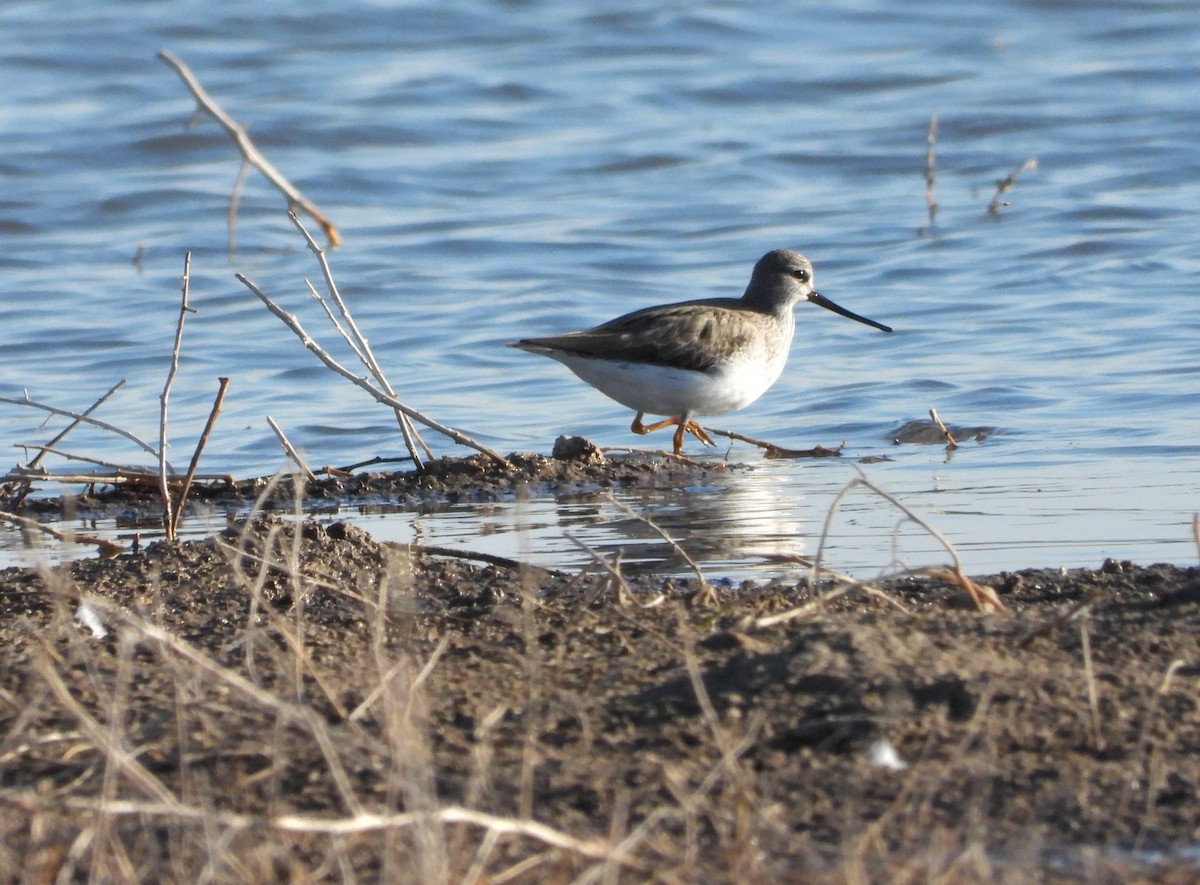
[2,447,1198,882]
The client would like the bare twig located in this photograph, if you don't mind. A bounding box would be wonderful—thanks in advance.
[0,469,232,486]
[157,49,341,248]
[392,543,557,578]
[14,444,145,473]
[9,380,127,506]
[987,157,1038,216]
[0,509,124,558]
[702,426,844,459]
[266,416,318,481]
[168,377,231,538]
[0,395,164,464]
[159,253,194,541]
[929,407,958,449]
[289,212,430,467]
[237,273,508,464]
[922,112,938,233]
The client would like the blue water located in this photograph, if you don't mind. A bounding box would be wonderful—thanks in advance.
[3,0,1198,577]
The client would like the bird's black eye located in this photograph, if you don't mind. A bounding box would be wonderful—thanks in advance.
[792,268,810,282]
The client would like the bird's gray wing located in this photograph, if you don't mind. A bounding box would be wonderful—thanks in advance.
[514,300,764,373]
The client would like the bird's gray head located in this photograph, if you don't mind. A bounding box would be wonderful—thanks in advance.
[745,249,815,311]
[746,249,893,333]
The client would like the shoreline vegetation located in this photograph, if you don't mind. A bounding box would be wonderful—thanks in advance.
[1,449,1199,882]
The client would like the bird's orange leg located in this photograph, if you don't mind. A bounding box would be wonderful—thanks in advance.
[631,412,714,455]
[631,412,678,435]
[684,421,715,447]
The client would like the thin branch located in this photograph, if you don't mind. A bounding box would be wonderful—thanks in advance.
[237,273,508,464]
[159,253,193,541]
[987,157,1038,217]
[703,426,845,459]
[14,443,145,473]
[0,510,124,558]
[24,380,126,475]
[289,212,431,467]
[157,49,341,248]
[0,469,232,486]
[168,377,231,538]
[266,416,318,481]
[0,396,164,465]
[929,407,958,449]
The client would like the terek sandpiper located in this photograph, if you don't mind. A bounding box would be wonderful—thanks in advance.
[510,249,892,454]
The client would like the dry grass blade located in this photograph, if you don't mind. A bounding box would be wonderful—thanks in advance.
[753,577,911,629]
[30,640,182,810]
[1079,615,1105,751]
[79,595,368,817]
[1,796,617,864]
[564,533,645,607]
[813,471,1005,612]
[157,50,341,248]
[604,495,713,603]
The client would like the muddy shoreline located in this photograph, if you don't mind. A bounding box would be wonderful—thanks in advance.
[2,449,1198,882]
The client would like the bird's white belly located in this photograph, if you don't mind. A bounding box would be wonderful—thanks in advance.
[551,350,787,418]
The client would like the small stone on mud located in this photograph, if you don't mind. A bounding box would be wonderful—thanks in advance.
[551,435,605,464]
